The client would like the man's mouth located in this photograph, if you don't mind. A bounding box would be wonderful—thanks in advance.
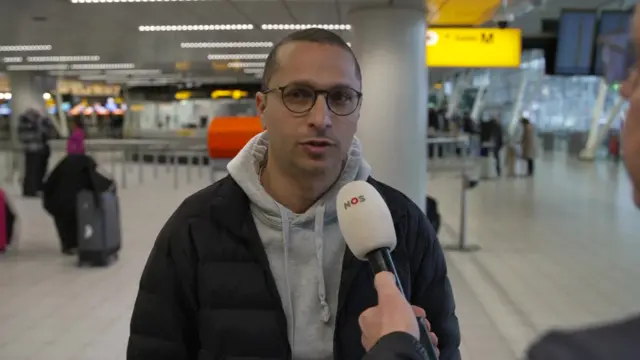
[301,139,333,147]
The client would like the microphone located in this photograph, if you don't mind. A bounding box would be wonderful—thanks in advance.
[336,180,439,360]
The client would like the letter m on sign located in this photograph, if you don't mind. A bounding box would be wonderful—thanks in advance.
[481,33,494,44]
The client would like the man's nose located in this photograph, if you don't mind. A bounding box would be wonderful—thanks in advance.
[307,95,332,129]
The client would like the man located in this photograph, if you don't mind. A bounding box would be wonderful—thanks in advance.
[526,7,640,359]
[360,272,433,360]
[127,28,460,360]
[17,107,53,197]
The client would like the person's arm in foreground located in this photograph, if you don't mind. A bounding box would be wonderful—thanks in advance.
[408,207,461,360]
[360,272,430,360]
[127,212,199,360]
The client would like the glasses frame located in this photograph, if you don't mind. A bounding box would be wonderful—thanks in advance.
[263,84,363,116]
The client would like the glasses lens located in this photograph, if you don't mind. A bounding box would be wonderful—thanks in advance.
[327,87,359,115]
[282,86,316,113]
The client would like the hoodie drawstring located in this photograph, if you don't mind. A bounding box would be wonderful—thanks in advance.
[314,204,331,323]
[277,205,296,347]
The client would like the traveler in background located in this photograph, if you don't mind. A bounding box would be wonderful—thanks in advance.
[491,118,504,176]
[42,154,113,255]
[360,272,436,360]
[17,107,53,197]
[67,118,86,155]
[520,117,536,176]
[526,6,640,359]
[127,28,460,360]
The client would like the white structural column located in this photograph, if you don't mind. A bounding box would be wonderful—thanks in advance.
[349,7,427,211]
[579,79,610,160]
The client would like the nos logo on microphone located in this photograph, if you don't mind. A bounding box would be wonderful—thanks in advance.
[343,195,366,210]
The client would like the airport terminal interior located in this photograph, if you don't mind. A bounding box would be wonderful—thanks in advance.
[1,0,640,359]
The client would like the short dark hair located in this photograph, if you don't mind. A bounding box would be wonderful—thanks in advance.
[261,28,361,89]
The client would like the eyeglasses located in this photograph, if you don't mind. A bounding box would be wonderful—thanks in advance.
[263,84,362,116]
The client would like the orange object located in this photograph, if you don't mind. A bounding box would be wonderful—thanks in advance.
[207,116,263,159]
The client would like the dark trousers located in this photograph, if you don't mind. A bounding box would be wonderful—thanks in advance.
[526,158,534,176]
[53,212,78,252]
[23,149,50,196]
[493,147,502,176]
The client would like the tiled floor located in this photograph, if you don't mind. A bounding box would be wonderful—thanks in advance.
[432,153,640,358]
[0,153,638,360]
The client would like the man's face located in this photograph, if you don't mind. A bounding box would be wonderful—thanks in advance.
[621,6,640,206]
[256,42,361,176]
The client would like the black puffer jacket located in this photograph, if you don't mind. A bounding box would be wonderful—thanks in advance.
[127,176,461,360]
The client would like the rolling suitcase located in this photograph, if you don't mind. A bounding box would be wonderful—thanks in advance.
[76,188,121,267]
[0,189,16,253]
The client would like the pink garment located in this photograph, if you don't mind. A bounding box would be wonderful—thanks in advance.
[67,128,86,154]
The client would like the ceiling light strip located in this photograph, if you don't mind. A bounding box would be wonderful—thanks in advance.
[140,24,253,32]
[72,63,135,70]
[3,57,23,63]
[27,55,100,62]
[0,45,52,52]
[261,24,351,31]
[72,0,215,2]
[207,54,267,60]
[8,64,69,71]
[181,41,273,48]
[227,61,264,68]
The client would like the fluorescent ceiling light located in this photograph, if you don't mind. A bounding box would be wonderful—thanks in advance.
[227,61,264,68]
[0,45,52,52]
[8,64,69,71]
[71,63,135,70]
[27,55,100,62]
[3,57,23,63]
[0,93,12,99]
[208,54,268,60]
[106,69,162,75]
[72,0,215,2]
[261,24,351,31]
[140,24,253,32]
[182,42,272,49]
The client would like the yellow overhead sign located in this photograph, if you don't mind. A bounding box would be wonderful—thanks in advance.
[175,91,191,100]
[426,28,522,68]
[426,0,502,26]
[211,89,248,100]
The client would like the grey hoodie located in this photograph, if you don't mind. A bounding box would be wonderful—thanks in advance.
[227,132,372,360]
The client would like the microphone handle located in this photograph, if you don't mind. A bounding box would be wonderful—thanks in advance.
[366,249,440,360]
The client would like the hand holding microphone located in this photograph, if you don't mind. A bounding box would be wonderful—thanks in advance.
[359,272,439,356]
[337,181,440,359]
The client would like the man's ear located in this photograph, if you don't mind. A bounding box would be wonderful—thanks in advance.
[256,92,268,129]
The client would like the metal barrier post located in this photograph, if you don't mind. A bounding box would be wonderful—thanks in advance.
[109,144,116,178]
[209,158,216,182]
[197,153,203,179]
[121,147,128,189]
[138,145,144,184]
[444,140,480,253]
[165,148,171,173]
[153,151,159,179]
[186,151,192,184]
[173,150,179,189]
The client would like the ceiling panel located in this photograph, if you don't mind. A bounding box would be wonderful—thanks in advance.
[234,0,298,24]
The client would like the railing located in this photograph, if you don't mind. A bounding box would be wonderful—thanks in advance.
[0,139,218,190]
[0,136,480,251]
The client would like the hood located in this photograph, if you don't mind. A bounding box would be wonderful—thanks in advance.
[227,131,372,224]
